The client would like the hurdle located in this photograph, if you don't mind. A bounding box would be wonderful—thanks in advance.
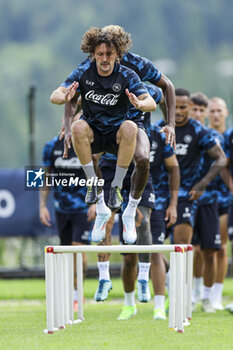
[44,244,193,334]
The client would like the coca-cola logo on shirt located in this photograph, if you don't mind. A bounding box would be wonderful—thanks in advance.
[85,90,120,106]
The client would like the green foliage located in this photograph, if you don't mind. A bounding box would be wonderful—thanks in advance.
[1,0,233,167]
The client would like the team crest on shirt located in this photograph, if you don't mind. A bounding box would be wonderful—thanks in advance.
[184,135,192,143]
[112,83,121,92]
[151,141,158,150]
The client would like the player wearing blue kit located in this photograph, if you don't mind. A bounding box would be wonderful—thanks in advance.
[208,97,230,310]
[149,124,179,320]
[50,26,158,246]
[189,93,226,312]
[163,88,226,313]
[40,125,92,311]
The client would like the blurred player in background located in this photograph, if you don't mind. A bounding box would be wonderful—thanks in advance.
[189,92,226,312]
[158,88,226,313]
[208,97,230,310]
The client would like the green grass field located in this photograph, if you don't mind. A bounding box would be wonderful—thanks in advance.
[0,278,233,350]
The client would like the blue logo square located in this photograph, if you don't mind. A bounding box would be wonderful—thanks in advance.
[26,168,44,188]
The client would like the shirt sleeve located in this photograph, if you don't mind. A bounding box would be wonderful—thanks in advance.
[128,70,148,97]
[197,125,216,151]
[137,56,162,84]
[60,68,81,90]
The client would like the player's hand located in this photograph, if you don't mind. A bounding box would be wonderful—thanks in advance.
[87,204,96,222]
[189,182,206,201]
[165,205,177,228]
[40,206,51,227]
[125,89,141,109]
[135,207,144,227]
[63,131,72,158]
[64,81,79,103]
[159,125,176,149]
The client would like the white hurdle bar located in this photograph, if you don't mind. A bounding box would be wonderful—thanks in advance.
[44,244,193,334]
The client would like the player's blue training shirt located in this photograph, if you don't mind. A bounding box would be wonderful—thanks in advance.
[150,124,174,210]
[212,130,229,209]
[157,118,216,200]
[197,128,224,206]
[61,60,147,134]
[121,52,162,84]
[225,126,233,204]
[42,136,88,214]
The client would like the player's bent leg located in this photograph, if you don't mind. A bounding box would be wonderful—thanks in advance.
[130,128,150,200]
[72,120,98,204]
[108,121,138,211]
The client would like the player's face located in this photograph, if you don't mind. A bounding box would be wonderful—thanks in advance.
[208,101,228,129]
[189,103,208,125]
[94,43,118,76]
[175,96,190,126]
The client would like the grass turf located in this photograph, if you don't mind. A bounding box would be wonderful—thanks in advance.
[0,278,233,350]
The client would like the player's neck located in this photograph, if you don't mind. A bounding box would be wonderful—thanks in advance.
[210,124,226,134]
[175,116,189,127]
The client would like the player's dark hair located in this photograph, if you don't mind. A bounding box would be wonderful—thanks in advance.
[190,92,208,107]
[175,88,190,98]
[81,25,132,60]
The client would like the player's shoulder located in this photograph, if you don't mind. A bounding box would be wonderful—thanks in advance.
[188,118,208,133]
[122,52,144,65]
[118,62,139,77]
[225,126,233,137]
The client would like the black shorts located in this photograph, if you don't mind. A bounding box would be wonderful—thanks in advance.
[150,209,166,244]
[174,199,196,227]
[218,205,228,216]
[193,202,221,250]
[81,115,147,155]
[228,203,233,241]
[55,211,92,245]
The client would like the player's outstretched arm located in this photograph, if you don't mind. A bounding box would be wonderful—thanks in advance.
[125,89,156,112]
[50,82,79,105]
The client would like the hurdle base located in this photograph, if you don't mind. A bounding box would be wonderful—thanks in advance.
[183,318,190,326]
[73,318,84,324]
[43,327,59,334]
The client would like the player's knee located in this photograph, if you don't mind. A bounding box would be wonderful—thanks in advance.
[134,153,150,168]
[120,120,138,140]
[71,120,88,138]
[203,249,215,264]
[123,254,137,270]
[218,244,227,258]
